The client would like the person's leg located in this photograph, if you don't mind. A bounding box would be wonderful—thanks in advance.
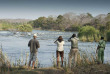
[73,49,78,67]
[32,61,35,69]
[32,52,37,69]
[98,49,101,64]
[101,50,104,64]
[68,50,73,68]
[61,51,64,67]
[28,53,32,68]
[28,61,31,67]
[73,49,75,67]
[57,51,60,66]
[35,58,38,68]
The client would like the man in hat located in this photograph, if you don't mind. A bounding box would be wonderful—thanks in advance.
[28,34,40,69]
[68,34,79,68]
[97,37,106,64]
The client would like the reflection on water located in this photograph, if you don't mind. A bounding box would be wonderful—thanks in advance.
[0,30,110,67]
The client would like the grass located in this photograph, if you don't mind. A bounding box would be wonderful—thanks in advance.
[0,44,110,74]
[9,67,65,74]
[73,64,110,74]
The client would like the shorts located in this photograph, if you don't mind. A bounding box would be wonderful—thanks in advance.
[56,50,64,58]
[29,52,37,61]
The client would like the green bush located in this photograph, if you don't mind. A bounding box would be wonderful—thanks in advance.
[79,36,87,42]
[88,35,94,42]
[78,26,100,42]
[17,24,32,32]
[2,24,15,30]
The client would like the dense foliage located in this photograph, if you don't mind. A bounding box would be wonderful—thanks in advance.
[0,12,110,41]
[0,21,32,32]
[0,22,17,31]
[30,12,110,41]
[31,13,110,32]
[32,15,67,31]
[17,24,32,32]
[78,26,100,42]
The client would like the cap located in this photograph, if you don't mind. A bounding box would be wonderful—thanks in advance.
[33,34,37,37]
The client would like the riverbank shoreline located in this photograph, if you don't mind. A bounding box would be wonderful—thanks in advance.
[1,64,110,74]
[0,27,75,32]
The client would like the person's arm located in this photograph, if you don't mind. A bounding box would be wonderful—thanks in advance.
[63,41,65,46]
[68,37,72,42]
[96,45,99,53]
[28,40,31,47]
[96,41,101,53]
[54,39,58,44]
[98,41,105,48]
[77,38,79,41]
[103,41,106,50]
[36,40,40,48]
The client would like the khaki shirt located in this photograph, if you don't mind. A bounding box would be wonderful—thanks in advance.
[68,37,79,49]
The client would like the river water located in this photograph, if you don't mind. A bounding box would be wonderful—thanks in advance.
[0,30,110,67]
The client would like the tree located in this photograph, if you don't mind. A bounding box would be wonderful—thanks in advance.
[78,13,93,25]
[33,17,47,28]
[105,13,110,22]
[106,21,110,30]
[56,15,66,30]
[46,16,55,29]
[63,12,77,29]
[87,13,93,18]
[94,14,106,25]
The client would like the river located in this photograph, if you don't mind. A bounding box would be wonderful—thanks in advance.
[0,30,110,67]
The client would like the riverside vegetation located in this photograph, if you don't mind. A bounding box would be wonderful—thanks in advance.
[1,12,110,41]
[0,45,110,74]
[0,23,32,32]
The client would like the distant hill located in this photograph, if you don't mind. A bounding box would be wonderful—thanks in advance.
[0,19,32,23]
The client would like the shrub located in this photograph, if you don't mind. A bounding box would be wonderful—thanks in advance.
[88,35,94,42]
[17,24,32,32]
[2,24,12,30]
[79,36,87,42]
[78,26,100,42]
[0,22,17,31]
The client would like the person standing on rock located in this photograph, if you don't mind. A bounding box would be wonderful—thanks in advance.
[68,34,79,68]
[54,36,65,67]
[28,34,40,69]
[97,37,106,64]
